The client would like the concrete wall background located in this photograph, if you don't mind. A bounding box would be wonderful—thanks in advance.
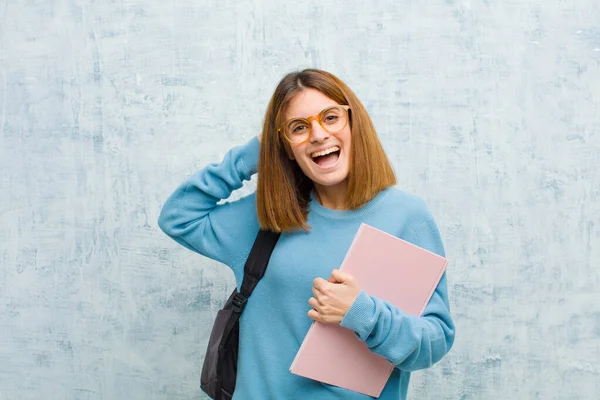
[1,1,599,399]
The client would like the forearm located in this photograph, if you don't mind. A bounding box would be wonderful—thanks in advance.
[341,277,454,371]
[157,137,261,265]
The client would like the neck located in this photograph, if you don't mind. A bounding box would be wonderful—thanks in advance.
[313,182,349,210]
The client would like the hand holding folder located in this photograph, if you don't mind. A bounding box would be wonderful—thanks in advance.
[307,269,361,325]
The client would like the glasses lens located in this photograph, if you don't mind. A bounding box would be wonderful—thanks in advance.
[286,120,310,143]
[320,106,347,133]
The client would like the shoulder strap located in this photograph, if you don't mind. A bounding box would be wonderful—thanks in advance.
[231,230,281,313]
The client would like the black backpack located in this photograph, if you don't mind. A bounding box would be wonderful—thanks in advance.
[200,229,281,400]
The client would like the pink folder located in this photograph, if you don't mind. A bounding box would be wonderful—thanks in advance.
[289,223,448,397]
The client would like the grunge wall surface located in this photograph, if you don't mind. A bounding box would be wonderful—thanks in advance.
[1,1,599,399]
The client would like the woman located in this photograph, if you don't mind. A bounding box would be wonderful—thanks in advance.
[158,69,455,399]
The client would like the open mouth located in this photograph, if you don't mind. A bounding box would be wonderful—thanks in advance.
[310,146,341,168]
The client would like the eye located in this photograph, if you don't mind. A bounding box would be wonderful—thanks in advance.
[291,124,309,134]
[322,109,342,124]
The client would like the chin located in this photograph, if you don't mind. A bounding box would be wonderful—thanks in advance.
[307,170,350,188]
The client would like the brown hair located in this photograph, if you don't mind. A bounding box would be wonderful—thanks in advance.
[256,69,396,232]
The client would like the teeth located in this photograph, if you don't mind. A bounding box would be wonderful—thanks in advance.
[311,146,340,158]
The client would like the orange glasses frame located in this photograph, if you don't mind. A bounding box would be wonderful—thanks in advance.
[277,105,351,145]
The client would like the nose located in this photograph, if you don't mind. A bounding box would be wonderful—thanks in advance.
[309,120,330,143]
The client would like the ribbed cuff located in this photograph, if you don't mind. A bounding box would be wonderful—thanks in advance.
[340,291,377,340]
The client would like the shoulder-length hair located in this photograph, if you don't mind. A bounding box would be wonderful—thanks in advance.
[256,69,396,232]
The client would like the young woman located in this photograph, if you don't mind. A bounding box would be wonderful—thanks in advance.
[158,69,455,399]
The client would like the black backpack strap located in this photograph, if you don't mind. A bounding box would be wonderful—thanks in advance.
[231,229,281,313]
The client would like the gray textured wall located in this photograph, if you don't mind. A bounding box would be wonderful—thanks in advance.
[1,1,599,399]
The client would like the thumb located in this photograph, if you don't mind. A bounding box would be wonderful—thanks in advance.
[329,269,351,283]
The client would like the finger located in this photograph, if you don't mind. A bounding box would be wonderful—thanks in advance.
[313,288,329,307]
[327,269,339,283]
[308,297,321,310]
[330,269,353,283]
[313,277,329,291]
[312,287,327,304]
[307,309,321,321]
[308,309,336,324]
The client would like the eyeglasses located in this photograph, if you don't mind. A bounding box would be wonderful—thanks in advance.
[278,105,351,144]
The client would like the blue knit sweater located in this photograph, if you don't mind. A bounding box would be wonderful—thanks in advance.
[158,137,455,399]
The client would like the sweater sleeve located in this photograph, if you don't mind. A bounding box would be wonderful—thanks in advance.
[157,137,262,271]
[339,216,455,372]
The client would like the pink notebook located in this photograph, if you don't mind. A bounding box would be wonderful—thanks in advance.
[289,223,448,397]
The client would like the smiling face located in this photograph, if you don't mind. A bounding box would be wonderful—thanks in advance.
[283,88,352,196]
